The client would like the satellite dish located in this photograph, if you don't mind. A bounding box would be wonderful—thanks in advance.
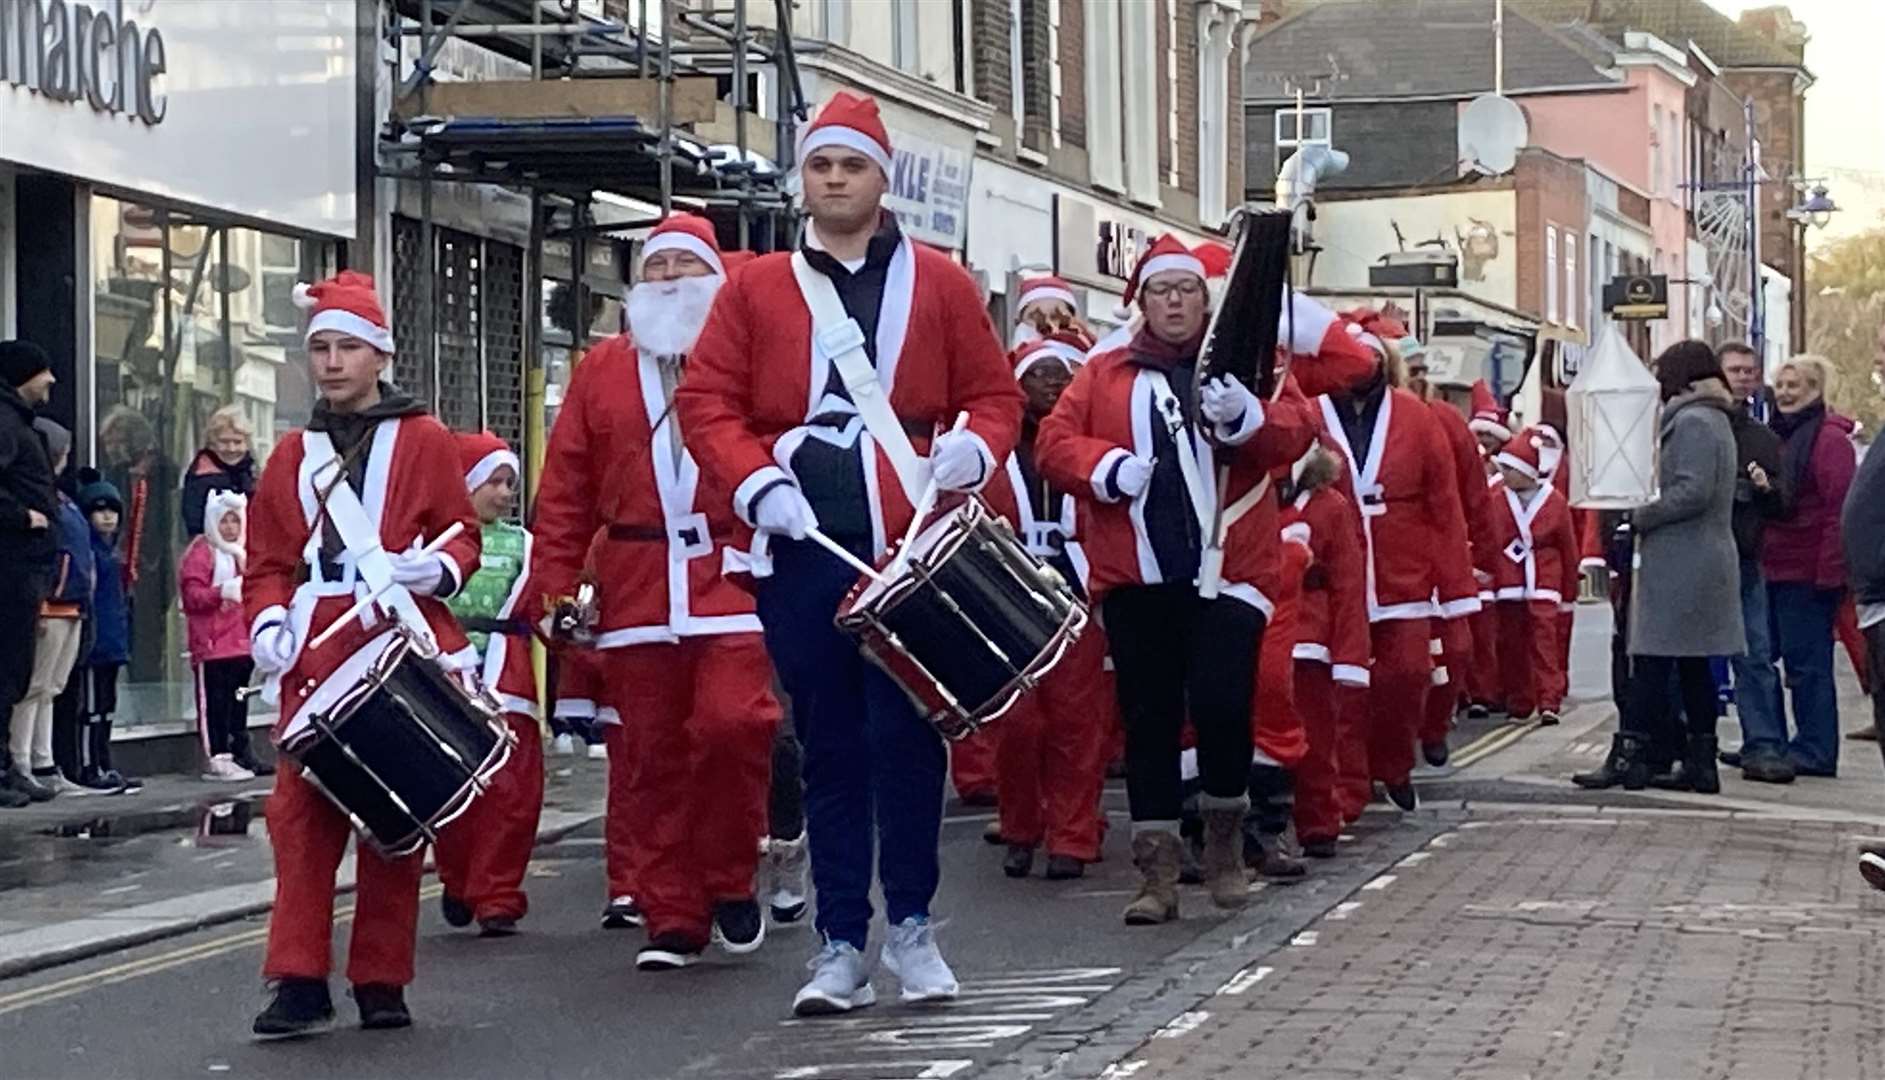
[1459,93,1528,176]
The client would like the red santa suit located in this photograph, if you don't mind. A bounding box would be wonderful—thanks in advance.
[1255,523,1311,769]
[246,273,481,991]
[1283,473,1372,842]
[1465,381,1514,709]
[1423,389,1488,750]
[1485,430,1580,717]
[530,216,781,954]
[1315,348,1480,793]
[432,433,544,928]
[982,334,1116,863]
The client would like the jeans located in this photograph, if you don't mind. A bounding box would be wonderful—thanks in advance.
[756,538,946,950]
[1732,558,1787,755]
[1769,582,1842,774]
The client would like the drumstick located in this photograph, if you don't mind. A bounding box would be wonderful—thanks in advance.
[804,525,891,586]
[888,411,970,573]
[307,521,468,653]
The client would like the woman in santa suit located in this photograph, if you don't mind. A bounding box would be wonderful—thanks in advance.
[245,272,482,1038]
[529,214,782,973]
[1036,235,1322,924]
[1312,314,1481,812]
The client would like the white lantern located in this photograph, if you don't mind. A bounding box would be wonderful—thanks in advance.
[1565,326,1660,509]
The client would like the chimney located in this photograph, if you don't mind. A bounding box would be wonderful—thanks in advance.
[1736,6,1811,62]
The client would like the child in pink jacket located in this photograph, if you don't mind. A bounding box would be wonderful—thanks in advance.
[179,490,268,781]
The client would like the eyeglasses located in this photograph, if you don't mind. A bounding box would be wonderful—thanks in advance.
[1141,280,1204,300]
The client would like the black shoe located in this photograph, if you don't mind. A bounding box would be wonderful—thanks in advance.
[711,898,765,955]
[10,767,55,802]
[1572,732,1649,790]
[1466,703,1490,721]
[251,978,336,1040]
[602,896,644,930]
[1385,781,1417,811]
[96,768,141,794]
[1647,761,1691,791]
[1863,853,1885,893]
[1684,734,1721,795]
[1301,838,1339,859]
[1741,747,1797,785]
[440,893,473,928]
[958,789,997,808]
[352,984,411,1030]
[1421,740,1450,767]
[1538,710,1561,727]
[1044,854,1085,880]
[1717,750,1744,768]
[232,753,275,777]
[0,781,27,809]
[1003,844,1035,879]
[638,931,705,970]
[478,916,519,938]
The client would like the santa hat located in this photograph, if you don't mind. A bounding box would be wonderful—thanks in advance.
[1467,380,1513,442]
[1493,427,1550,480]
[1280,291,1381,397]
[1116,233,1206,318]
[293,271,395,355]
[800,90,893,175]
[1012,331,1091,379]
[1533,424,1565,479]
[1194,242,1234,281]
[203,489,248,557]
[1339,309,1392,361]
[639,213,725,277]
[457,430,520,492]
[1015,274,1077,316]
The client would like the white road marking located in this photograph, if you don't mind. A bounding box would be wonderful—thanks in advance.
[1397,852,1430,867]
[1291,931,1319,947]
[1361,874,1397,891]
[1098,1063,1148,1078]
[99,885,143,897]
[1324,901,1364,921]
[1150,1010,1210,1039]
[1217,966,1273,995]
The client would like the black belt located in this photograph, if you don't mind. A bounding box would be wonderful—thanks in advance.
[460,616,528,635]
[316,554,348,581]
[607,523,720,547]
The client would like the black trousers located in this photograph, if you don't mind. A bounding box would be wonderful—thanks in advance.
[1866,621,1885,764]
[0,568,49,747]
[53,662,123,777]
[1103,584,1265,822]
[1624,654,1719,752]
[198,657,255,758]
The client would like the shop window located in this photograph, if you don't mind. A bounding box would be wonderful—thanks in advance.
[1274,108,1331,173]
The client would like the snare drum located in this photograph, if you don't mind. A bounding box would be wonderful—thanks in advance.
[837,498,1087,740]
[279,625,514,857]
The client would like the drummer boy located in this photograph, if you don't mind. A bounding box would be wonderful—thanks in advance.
[244,272,481,1039]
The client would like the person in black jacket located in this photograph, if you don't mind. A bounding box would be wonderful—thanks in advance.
[179,404,255,540]
[0,341,59,808]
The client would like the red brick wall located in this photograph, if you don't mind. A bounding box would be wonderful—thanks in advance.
[1227,28,1243,205]
[1157,1,1172,183]
[1058,0,1085,150]
[971,0,1013,119]
[1722,70,1801,287]
[1177,0,1199,194]
[1514,150,1590,326]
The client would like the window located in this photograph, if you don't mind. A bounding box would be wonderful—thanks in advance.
[816,0,847,46]
[1047,0,1062,147]
[891,0,918,71]
[1274,108,1332,173]
[1166,0,1180,187]
[1007,0,1026,140]
[1651,105,1663,195]
[1122,0,1160,205]
[1565,237,1578,328]
[1084,0,1125,191]
[1546,226,1559,323]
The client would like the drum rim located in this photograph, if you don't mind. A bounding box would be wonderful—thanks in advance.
[839,498,997,624]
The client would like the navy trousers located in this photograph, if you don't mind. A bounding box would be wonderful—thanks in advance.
[757,537,947,950]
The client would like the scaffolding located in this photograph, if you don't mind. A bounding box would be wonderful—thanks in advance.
[375,0,806,489]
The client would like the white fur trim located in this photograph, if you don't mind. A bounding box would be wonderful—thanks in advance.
[1280,521,1312,548]
[639,232,725,276]
[1017,283,1077,311]
[1137,252,1205,290]
[1437,596,1482,618]
[1469,417,1513,441]
[465,448,521,492]
[1493,451,1539,479]
[801,125,892,173]
[307,309,395,355]
[733,465,793,527]
[1292,642,1331,662]
[1013,339,1087,378]
[1332,663,1371,687]
[292,282,317,310]
[1091,447,1132,503]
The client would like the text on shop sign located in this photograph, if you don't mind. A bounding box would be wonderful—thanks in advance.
[0,0,167,125]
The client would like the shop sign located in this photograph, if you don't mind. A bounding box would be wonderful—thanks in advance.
[883,127,971,250]
[1053,193,1207,294]
[0,0,168,125]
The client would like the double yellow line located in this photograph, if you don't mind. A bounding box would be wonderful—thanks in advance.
[0,884,442,1018]
[1446,722,1534,771]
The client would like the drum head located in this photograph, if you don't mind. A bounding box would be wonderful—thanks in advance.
[843,501,979,618]
[281,629,406,747]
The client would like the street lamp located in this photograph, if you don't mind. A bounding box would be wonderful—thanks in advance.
[1786,182,1839,229]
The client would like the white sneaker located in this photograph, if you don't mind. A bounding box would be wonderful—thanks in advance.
[880,917,958,1004]
[792,940,876,1017]
[203,754,256,782]
[763,833,810,925]
[551,733,577,757]
[587,741,608,761]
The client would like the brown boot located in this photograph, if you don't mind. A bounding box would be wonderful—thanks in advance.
[1200,804,1252,910]
[1122,830,1181,925]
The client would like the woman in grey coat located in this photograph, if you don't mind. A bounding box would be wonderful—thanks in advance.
[1576,341,1744,792]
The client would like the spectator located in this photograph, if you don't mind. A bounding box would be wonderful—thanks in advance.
[179,490,266,780]
[180,405,255,540]
[9,419,94,802]
[0,341,58,808]
[1850,327,1885,890]
[1577,342,1743,791]
[1715,342,1795,784]
[68,471,140,793]
[1761,356,1857,777]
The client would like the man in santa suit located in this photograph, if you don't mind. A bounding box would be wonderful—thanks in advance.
[1482,428,1580,725]
[433,432,543,938]
[530,214,781,972]
[1312,314,1480,811]
[980,330,1113,881]
[675,91,1022,1016]
[245,272,482,1038]
[1465,379,1514,717]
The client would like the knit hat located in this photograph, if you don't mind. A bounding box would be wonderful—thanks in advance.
[75,468,123,514]
[0,340,51,389]
[293,270,395,355]
[457,430,520,492]
[1012,331,1092,379]
[639,214,725,277]
[1014,274,1077,317]
[1467,379,1512,442]
[1493,426,1550,480]
[800,90,893,174]
[1117,234,1206,318]
[32,416,70,461]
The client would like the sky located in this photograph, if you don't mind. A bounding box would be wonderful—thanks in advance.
[1708,0,1885,250]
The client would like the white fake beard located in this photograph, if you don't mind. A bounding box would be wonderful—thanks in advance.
[626,274,722,358]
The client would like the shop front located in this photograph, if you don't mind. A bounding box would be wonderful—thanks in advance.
[1,0,355,744]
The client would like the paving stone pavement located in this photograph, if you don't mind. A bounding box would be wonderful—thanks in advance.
[1104,810,1885,1080]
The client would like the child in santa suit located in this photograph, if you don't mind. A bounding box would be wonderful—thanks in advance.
[1483,428,1580,724]
[247,272,482,1037]
[434,432,544,936]
[1282,445,1372,854]
[982,331,1114,881]
[1245,513,1312,878]
[1465,380,1513,716]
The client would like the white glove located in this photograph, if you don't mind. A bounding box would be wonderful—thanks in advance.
[1114,455,1154,499]
[1199,376,1262,443]
[389,551,449,597]
[754,483,818,541]
[219,577,243,603]
[928,429,989,492]
[251,618,299,676]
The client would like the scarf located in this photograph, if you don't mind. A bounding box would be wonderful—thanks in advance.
[1771,398,1825,498]
[1125,325,1206,373]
